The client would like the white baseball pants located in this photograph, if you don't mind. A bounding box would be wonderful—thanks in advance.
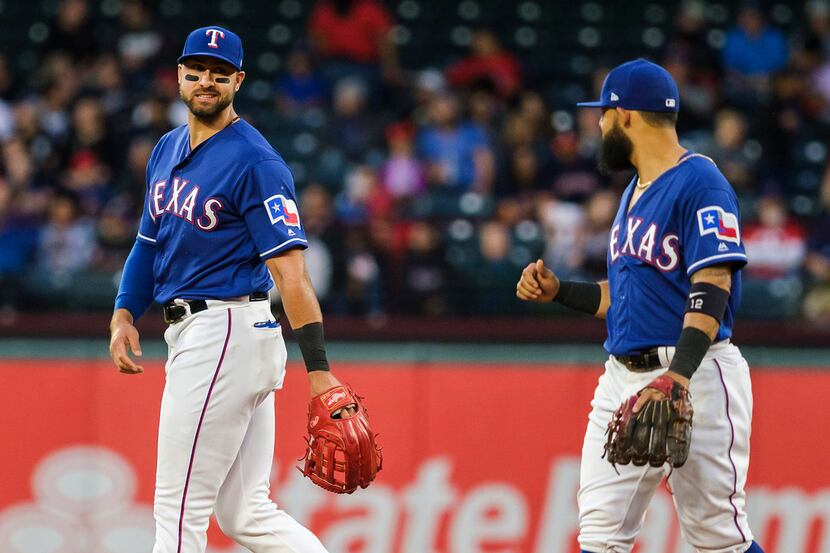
[153,298,327,553]
[578,341,755,553]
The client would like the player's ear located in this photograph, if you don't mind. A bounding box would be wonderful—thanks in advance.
[235,70,245,91]
[617,107,632,128]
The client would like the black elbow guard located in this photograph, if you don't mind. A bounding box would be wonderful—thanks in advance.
[685,282,729,323]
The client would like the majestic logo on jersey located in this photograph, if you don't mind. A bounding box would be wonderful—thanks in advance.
[610,217,680,271]
[148,178,223,230]
[264,195,301,227]
[205,29,225,48]
[697,206,740,245]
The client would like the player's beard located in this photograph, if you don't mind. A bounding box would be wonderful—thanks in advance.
[597,121,633,175]
[181,88,234,123]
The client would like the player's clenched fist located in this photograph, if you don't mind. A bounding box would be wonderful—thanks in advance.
[516,258,560,303]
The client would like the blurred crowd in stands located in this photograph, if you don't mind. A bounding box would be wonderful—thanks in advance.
[0,0,829,321]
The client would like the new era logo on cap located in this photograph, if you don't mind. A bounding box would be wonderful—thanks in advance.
[666,98,676,108]
[610,92,619,102]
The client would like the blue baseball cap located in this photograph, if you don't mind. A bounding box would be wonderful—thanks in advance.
[577,58,679,113]
[178,26,243,71]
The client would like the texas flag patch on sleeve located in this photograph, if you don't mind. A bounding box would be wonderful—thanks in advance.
[264,194,301,227]
[697,206,740,244]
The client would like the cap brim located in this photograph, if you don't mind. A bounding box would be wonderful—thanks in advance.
[576,100,607,108]
[178,52,242,71]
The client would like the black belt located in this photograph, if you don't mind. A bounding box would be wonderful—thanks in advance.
[163,291,269,324]
[615,348,665,372]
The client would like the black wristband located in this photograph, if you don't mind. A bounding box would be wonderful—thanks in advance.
[685,282,730,323]
[294,322,330,372]
[668,326,713,379]
[555,281,602,315]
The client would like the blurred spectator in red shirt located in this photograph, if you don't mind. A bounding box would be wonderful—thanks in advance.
[445,29,521,100]
[308,0,400,93]
[743,195,807,279]
[741,194,807,318]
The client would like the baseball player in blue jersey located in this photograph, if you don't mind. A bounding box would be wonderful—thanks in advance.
[108,27,348,552]
[517,59,765,553]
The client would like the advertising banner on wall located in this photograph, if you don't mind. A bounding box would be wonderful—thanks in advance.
[0,360,826,553]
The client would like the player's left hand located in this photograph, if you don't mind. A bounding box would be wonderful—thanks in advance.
[605,373,694,469]
[308,370,356,417]
[109,310,144,375]
[633,371,690,413]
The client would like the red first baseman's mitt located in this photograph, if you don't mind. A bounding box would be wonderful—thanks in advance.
[604,375,693,470]
[300,385,382,494]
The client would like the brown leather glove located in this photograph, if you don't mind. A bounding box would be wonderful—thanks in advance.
[604,375,693,470]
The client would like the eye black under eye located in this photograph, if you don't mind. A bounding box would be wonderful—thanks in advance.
[184,74,199,81]
[215,77,231,83]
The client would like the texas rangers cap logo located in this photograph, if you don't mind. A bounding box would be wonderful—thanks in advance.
[697,206,740,244]
[264,194,301,227]
[205,29,225,48]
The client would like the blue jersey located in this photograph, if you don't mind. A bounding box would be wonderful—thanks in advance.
[604,152,747,356]
[137,119,307,303]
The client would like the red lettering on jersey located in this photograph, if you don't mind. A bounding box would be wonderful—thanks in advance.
[197,198,223,230]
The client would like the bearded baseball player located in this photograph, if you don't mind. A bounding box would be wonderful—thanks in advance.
[109,26,380,553]
[517,59,764,553]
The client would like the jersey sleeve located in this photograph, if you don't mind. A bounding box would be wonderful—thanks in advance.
[237,159,308,259]
[680,183,747,276]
